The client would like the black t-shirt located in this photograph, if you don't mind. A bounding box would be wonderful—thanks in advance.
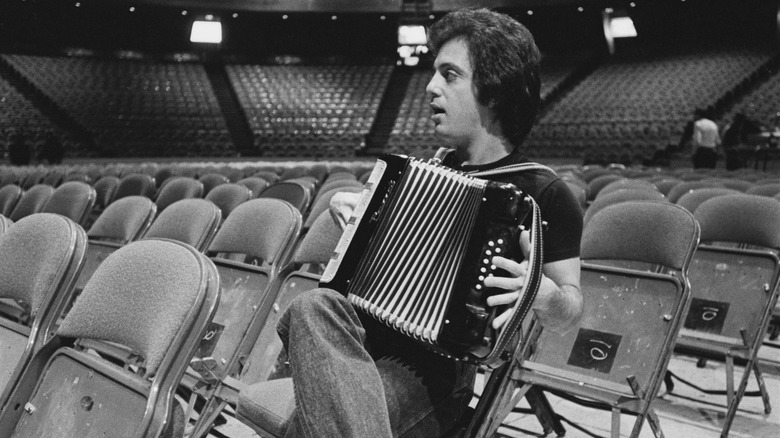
[443,148,583,264]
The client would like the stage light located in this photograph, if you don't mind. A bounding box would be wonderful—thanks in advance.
[190,19,222,44]
[398,25,427,46]
[610,16,637,38]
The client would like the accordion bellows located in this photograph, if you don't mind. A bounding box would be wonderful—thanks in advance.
[322,155,544,367]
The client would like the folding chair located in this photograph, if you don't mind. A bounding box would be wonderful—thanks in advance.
[91,175,120,211]
[596,179,660,199]
[181,199,302,437]
[0,184,22,217]
[41,181,97,227]
[468,201,700,438]
[303,185,363,231]
[675,187,739,214]
[315,178,363,201]
[198,172,229,196]
[583,188,666,226]
[8,184,54,222]
[111,172,157,203]
[673,193,780,437]
[20,168,47,190]
[666,179,725,203]
[235,177,269,198]
[154,177,204,213]
[142,199,221,252]
[204,183,253,220]
[74,196,158,294]
[190,210,341,438]
[0,239,220,438]
[258,181,312,216]
[587,174,625,201]
[0,214,87,411]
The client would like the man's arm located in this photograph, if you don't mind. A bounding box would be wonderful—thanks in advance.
[484,231,583,333]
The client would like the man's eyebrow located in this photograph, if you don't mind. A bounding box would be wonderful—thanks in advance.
[435,61,465,74]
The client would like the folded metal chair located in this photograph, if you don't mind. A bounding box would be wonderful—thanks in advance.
[0,239,220,438]
[8,184,54,222]
[468,201,699,438]
[183,198,302,438]
[41,181,96,227]
[674,193,780,437]
[0,214,87,412]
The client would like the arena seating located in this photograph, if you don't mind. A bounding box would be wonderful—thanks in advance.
[226,63,392,158]
[2,54,233,157]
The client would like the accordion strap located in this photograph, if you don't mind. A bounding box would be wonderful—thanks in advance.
[433,147,557,178]
[482,195,544,368]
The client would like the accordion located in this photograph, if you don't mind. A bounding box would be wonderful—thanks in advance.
[321,154,543,367]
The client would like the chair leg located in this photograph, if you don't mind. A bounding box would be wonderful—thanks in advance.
[752,361,772,414]
[722,355,759,438]
[466,363,530,438]
[610,407,621,438]
[525,387,565,437]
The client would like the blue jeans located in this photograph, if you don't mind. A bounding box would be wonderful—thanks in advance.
[277,288,476,438]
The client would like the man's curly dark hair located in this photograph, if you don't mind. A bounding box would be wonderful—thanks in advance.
[428,8,541,147]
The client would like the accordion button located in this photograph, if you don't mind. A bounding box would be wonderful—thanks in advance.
[479,275,484,281]
[480,268,487,273]
[476,284,482,290]
[483,258,489,264]
[498,239,504,244]
[488,241,495,247]
[486,250,492,256]
[495,248,501,254]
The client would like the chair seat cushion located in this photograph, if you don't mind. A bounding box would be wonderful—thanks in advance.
[237,377,295,436]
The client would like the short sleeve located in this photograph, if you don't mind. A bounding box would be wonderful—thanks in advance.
[535,178,583,263]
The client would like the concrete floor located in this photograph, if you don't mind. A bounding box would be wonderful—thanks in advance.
[201,334,780,438]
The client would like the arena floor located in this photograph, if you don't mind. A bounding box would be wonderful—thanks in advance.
[205,335,780,438]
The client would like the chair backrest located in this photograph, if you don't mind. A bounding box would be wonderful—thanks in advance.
[583,189,666,226]
[258,180,312,215]
[236,176,269,198]
[111,173,156,203]
[205,183,253,220]
[0,184,23,217]
[0,213,87,410]
[596,179,659,199]
[8,184,54,222]
[41,181,97,226]
[587,174,625,200]
[198,172,230,195]
[675,187,740,214]
[316,178,363,199]
[92,175,120,210]
[208,198,302,270]
[745,182,780,197]
[652,177,682,196]
[40,170,64,187]
[142,199,221,252]
[251,171,279,184]
[0,239,220,438]
[304,186,363,230]
[514,201,700,437]
[680,194,780,351]
[238,210,344,384]
[20,168,47,190]
[582,201,700,270]
[666,179,725,203]
[87,196,157,244]
[154,176,204,212]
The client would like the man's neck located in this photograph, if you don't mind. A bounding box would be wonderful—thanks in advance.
[456,136,514,166]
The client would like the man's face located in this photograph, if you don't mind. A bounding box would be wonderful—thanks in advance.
[426,37,492,148]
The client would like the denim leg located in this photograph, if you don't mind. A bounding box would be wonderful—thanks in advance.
[277,288,393,438]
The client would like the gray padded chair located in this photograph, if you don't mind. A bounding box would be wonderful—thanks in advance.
[0,239,220,438]
[675,194,780,437]
[0,214,88,412]
[111,172,157,203]
[0,184,23,217]
[142,199,221,252]
[8,184,54,222]
[469,201,700,438]
[236,177,270,198]
[154,176,204,213]
[204,183,253,220]
[41,181,97,227]
[583,188,666,226]
[675,187,740,214]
